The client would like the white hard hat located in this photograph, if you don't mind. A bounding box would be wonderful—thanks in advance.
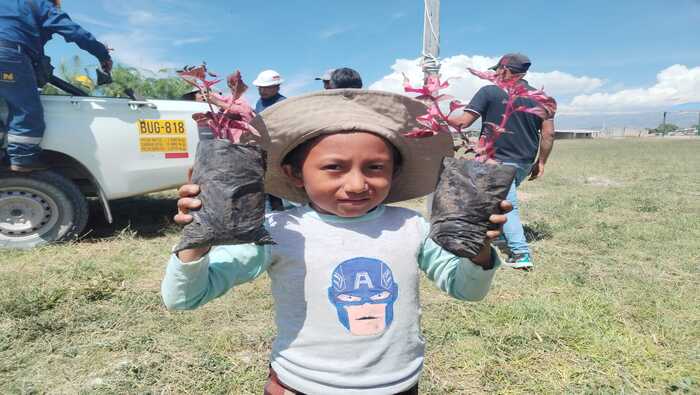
[253,69,284,87]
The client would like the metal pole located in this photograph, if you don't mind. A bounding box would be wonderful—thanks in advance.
[661,111,667,137]
[421,0,441,77]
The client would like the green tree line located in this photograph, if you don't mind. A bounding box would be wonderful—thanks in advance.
[649,122,700,135]
[41,56,192,100]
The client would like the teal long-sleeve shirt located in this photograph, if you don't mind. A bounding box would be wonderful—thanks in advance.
[162,204,499,309]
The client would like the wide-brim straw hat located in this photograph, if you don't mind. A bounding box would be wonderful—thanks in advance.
[250,89,454,204]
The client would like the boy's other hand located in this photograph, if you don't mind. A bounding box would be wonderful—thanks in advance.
[472,200,512,268]
[174,183,201,225]
[485,200,512,241]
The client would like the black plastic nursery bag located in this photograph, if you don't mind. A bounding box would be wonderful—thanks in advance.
[174,139,273,253]
[429,157,516,258]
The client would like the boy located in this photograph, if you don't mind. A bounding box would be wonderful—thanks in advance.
[162,90,510,394]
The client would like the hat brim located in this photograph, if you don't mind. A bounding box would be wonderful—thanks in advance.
[250,89,454,204]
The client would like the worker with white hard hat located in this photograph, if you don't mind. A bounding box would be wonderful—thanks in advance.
[252,69,286,113]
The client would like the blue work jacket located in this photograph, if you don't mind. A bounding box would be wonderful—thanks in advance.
[0,0,109,61]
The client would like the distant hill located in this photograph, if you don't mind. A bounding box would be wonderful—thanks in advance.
[670,102,700,111]
[556,104,699,130]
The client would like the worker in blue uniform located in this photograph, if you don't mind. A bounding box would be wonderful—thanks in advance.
[0,0,112,172]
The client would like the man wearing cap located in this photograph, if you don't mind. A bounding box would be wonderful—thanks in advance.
[451,53,556,270]
[329,67,363,89]
[0,0,112,172]
[252,69,286,113]
[315,68,334,89]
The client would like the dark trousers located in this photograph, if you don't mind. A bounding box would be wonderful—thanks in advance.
[0,46,45,166]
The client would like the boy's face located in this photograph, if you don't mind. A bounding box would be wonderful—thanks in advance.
[287,132,395,217]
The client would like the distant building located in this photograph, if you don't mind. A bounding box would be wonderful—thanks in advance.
[554,129,599,139]
[598,127,652,137]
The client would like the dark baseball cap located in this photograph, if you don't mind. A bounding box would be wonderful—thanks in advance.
[489,53,531,73]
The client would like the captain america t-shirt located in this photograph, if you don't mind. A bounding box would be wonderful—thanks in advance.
[161,203,500,395]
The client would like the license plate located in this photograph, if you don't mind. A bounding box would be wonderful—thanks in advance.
[138,119,185,135]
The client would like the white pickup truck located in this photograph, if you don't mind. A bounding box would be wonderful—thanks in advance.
[1,86,208,248]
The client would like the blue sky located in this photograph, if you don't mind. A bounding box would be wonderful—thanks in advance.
[46,0,700,128]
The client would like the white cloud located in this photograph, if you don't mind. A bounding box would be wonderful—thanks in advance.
[172,37,210,47]
[92,3,195,72]
[70,13,119,30]
[127,10,155,25]
[371,55,700,119]
[320,25,354,39]
[99,30,177,72]
[95,5,191,73]
[562,65,700,115]
[282,73,316,97]
[527,70,603,95]
[369,54,602,103]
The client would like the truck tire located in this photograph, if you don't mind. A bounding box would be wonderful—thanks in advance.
[0,170,88,249]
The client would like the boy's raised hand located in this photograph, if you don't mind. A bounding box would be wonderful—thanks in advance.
[471,200,513,269]
[173,169,210,262]
[174,167,201,225]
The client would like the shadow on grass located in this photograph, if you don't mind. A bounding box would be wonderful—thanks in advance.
[524,221,553,242]
[493,221,554,256]
[82,195,179,241]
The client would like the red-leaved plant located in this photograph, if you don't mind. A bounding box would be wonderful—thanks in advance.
[402,68,556,161]
[403,73,465,138]
[177,64,258,143]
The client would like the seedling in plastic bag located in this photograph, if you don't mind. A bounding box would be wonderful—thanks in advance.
[402,69,555,258]
[173,65,272,253]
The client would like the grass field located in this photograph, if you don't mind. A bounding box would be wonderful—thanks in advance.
[1,138,699,394]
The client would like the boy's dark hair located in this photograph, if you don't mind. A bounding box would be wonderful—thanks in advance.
[329,68,363,89]
[282,133,402,176]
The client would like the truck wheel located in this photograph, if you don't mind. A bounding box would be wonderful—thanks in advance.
[0,171,88,249]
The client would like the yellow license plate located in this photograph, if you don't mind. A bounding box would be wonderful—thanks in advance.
[139,137,188,152]
[138,119,185,135]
